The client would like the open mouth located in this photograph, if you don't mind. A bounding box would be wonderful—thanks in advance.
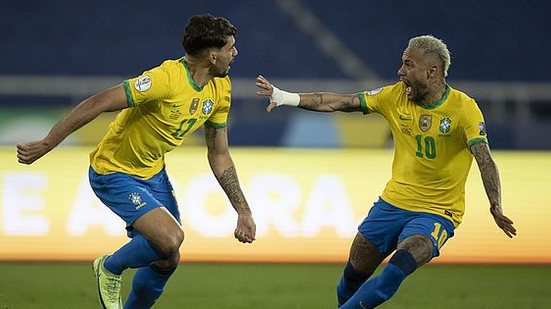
[401,80,413,96]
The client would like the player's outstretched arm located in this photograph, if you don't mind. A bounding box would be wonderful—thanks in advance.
[256,75,362,113]
[17,84,129,165]
[470,142,517,238]
[204,125,256,244]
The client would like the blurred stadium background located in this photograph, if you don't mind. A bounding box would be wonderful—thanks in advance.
[1,0,550,308]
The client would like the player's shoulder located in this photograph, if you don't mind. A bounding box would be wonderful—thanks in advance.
[210,75,232,90]
[448,85,477,106]
[156,58,185,74]
[362,81,402,98]
[377,81,404,94]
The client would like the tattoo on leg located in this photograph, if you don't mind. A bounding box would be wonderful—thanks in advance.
[349,233,384,273]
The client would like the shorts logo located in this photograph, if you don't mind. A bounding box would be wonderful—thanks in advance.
[439,117,452,134]
[478,122,486,135]
[189,98,200,114]
[202,99,214,115]
[129,192,147,210]
[419,115,432,132]
[134,75,152,92]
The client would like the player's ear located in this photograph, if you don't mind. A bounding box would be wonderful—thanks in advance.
[208,50,217,65]
[428,65,438,78]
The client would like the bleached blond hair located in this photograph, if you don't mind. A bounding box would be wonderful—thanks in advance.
[408,35,451,77]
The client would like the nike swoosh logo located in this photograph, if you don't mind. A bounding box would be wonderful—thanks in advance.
[399,114,412,120]
[172,104,183,108]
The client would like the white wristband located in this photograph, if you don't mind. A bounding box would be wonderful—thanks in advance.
[271,86,300,107]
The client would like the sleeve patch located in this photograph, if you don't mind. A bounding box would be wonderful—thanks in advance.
[134,75,152,92]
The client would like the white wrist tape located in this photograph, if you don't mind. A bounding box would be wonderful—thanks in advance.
[271,86,300,107]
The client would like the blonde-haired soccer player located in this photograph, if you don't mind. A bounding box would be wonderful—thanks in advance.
[256,35,516,308]
[17,14,256,309]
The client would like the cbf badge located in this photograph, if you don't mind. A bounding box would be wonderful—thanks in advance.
[202,99,214,115]
[129,192,147,210]
[419,115,432,132]
[439,117,452,134]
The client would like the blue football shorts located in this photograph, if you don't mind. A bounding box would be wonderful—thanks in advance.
[88,166,180,237]
[358,197,455,258]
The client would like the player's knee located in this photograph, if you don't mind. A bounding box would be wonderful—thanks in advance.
[397,234,433,265]
[349,233,383,274]
[157,229,184,257]
[155,252,180,269]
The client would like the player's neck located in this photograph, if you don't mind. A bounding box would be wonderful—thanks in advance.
[422,80,447,106]
[182,56,212,86]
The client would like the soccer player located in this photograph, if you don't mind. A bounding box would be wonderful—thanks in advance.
[256,35,516,308]
[17,14,256,309]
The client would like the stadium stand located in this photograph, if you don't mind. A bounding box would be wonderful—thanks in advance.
[1,0,550,149]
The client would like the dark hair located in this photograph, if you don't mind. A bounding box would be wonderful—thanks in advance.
[182,14,237,56]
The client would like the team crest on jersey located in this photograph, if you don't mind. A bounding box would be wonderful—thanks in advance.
[202,99,214,115]
[367,87,382,96]
[419,115,432,132]
[189,98,200,115]
[129,192,147,210]
[134,75,152,92]
[478,122,487,135]
[439,117,452,134]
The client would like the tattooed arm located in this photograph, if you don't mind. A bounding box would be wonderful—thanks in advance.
[205,124,256,243]
[256,75,362,113]
[297,92,362,113]
[470,142,516,238]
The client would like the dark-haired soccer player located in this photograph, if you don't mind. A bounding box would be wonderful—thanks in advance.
[256,35,516,308]
[17,14,256,309]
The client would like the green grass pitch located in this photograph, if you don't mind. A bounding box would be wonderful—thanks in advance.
[0,262,549,308]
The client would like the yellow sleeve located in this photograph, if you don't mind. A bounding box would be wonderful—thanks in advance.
[123,64,172,107]
[463,99,489,147]
[356,83,397,115]
[205,77,232,128]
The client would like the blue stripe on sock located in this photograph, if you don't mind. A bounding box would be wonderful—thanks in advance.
[388,249,417,276]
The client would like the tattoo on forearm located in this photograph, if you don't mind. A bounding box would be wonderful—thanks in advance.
[340,96,356,112]
[302,93,359,112]
[472,144,501,206]
[218,166,249,212]
[305,93,324,108]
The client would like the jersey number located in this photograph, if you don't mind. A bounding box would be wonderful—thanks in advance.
[431,222,448,249]
[415,135,436,159]
[172,118,197,138]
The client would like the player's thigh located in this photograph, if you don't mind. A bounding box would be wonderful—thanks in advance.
[398,214,455,266]
[133,207,184,252]
[148,170,181,224]
[348,232,387,274]
[89,167,183,246]
[358,198,409,256]
[89,167,166,227]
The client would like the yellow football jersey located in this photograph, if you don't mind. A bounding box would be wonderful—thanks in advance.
[357,82,488,227]
[90,58,231,179]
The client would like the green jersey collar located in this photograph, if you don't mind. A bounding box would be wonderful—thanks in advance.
[418,85,450,110]
[181,58,204,92]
